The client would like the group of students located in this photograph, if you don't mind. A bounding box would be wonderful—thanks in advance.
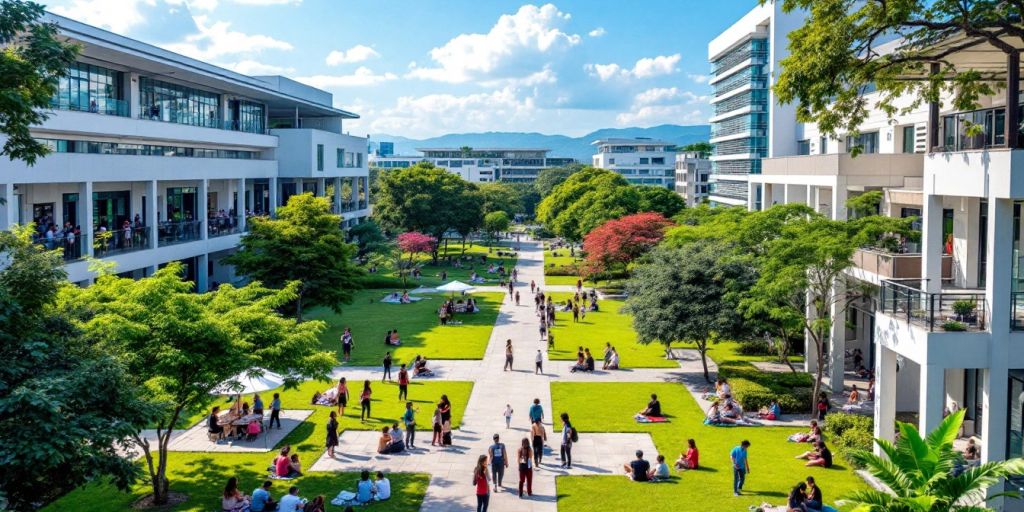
[787,476,826,511]
[221,472,393,512]
[207,393,283,442]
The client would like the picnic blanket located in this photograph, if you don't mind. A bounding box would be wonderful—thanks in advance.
[381,296,423,304]
[704,419,762,427]
[634,414,669,423]
[330,491,358,507]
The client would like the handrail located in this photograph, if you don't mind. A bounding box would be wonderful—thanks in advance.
[879,279,987,331]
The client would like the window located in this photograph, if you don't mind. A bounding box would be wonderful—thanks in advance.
[139,77,220,128]
[609,158,615,165]
[819,137,828,154]
[51,62,125,116]
[797,139,811,155]
[652,157,665,165]
[316,144,324,171]
[227,100,265,133]
[337,148,344,168]
[846,132,879,154]
[902,126,916,153]
[356,153,363,167]
[37,138,260,160]
[640,157,650,165]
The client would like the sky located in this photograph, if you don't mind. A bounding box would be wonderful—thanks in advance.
[42,0,757,138]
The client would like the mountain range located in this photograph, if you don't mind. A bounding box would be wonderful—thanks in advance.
[369,124,711,162]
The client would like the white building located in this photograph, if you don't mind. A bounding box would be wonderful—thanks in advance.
[707,1,803,207]
[370,148,575,184]
[591,138,676,188]
[0,13,370,290]
[674,152,711,207]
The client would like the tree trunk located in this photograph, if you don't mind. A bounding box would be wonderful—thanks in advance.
[810,331,826,417]
[697,341,711,382]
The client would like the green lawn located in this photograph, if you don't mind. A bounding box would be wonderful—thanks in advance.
[546,292,677,368]
[306,289,505,366]
[706,340,806,366]
[48,379,473,512]
[375,242,520,289]
[543,249,585,286]
[551,382,865,512]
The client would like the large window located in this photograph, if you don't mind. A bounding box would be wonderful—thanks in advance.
[228,100,266,133]
[902,126,917,153]
[38,138,259,159]
[797,139,811,155]
[336,148,344,168]
[846,131,879,154]
[139,77,220,128]
[51,62,126,116]
[317,144,324,171]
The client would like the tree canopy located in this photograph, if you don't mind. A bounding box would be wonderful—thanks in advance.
[636,185,686,218]
[347,219,389,259]
[226,193,362,319]
[61,264,334,506]
[680,141,713,157]
[483,211,511,242]
[373,162,483,244]
[0,1,80,165]
[582,212,673,276]
[536,167,641,241]
[534,163,585,197]
[775,0,1021,138]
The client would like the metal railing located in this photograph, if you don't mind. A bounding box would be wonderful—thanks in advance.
[158,220,203,246]
[207,215,243,238]
[49,98,130,117]
[33,234,85,261]
[93,226,151,256]
[138,109,269,134]
[880,279,987,331]
[940,106,1023,152]
[1011,292,1024,331]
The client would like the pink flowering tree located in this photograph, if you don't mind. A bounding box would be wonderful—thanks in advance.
[396,231,437,288]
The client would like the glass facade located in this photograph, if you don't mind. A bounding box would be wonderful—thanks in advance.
[227,100,266,134]
[38,138,260,159]
[51,62,127,116]
[139,77,220,128]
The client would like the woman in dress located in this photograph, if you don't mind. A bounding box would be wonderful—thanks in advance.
[326,411,339,458]
[336,377,349,416]
[438,394,452,425]
[431,404,443,446]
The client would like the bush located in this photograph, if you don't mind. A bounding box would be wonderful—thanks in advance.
[824,412,872,438]
[952,299,977,317]
[545,264,580,276]
[942,320,967,331]
[736,339,773,356]
[718,361,814,413]
[824,412,874,468]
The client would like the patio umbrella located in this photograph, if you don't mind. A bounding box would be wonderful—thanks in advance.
[435,280,475,295]
[210,368,286,447]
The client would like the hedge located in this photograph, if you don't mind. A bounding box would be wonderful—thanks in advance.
[824,412,874,468]
[546,264,581,276]
[718,361,814,413]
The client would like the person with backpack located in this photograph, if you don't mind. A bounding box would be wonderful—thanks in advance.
[489,434,508,492]
[559,412,576,469]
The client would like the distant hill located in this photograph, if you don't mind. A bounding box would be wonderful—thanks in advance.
[370,124,711,162]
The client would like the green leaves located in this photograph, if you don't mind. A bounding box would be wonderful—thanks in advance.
[373,162,483,240]
[536,167,642,242]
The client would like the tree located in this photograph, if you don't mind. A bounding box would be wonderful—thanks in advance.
[582,212,673,276]
[775,0,1020,139]
[625,243,755,381]
[347,219,389,259]
[397,231,436,267]
[0,227,150,511]
[636,185,686,218]
[680,141,713,157]
[226,193,362,320]
[0,1,79,165]
[534,163,585,197]
[536,167,640,242]
[841,410,1024,512]
[374,162,483,256]
[483,211,511,244]
[62,264,335,506]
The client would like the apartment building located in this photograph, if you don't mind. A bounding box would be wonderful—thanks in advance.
[674,151,711,207]
[370,148,576,184]
[707,1,803,207]
[591,138,676,188]
[0,13,370,289]
[753,33,1024,506]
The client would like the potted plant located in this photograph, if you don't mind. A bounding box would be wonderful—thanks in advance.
[952,299,977,323]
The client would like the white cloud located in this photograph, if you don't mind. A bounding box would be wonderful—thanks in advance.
[406,3,581,84]
[688,73,710,84]
[585,53,681,81]
[480,66,557,87]
[633,87,708,106]
[616,87,709,126]
[325,45,380,66]
[185,0,219,10]
[296,67,398,88]
[51,0,155,33]
[230,0,301,4]
[588,27,606,37]
[224,59,294,75]
[355,87,538,138]
[164,14,292,60]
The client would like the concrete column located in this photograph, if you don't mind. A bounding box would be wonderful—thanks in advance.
[986,198,1013,331]
[806,185,814,211]
[269,177,279,216]
[128,72,141,119]
[828,277,846,390]
[962,197,981,288]
[198,179,208,240]
[747,183,757,211]
[79,181,94,257]
[333,177,343,213]
[317,178,326,197]
[783,183,790,205]
[814,186,822,216]
[146,180,158,249]
[874,345,898,451]
[1,183,16,230]
[236,178,246,232]
[196,253,209,293]
[831,186,848,221]
[762,184,773,210]
[146,265,158,277]
[919,364,946,434]
[363,176,370,205]
[350,176,359,205]
[294,178,304,196]
[922,193,944,293]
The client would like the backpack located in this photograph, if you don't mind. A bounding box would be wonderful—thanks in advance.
[570,427,579,443]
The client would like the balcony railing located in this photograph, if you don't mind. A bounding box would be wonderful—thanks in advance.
[158,220,203,246]
[138,109,269,134]
[880,279,987,332]
[93,226,151,257]
[358,200,368,210]
[940,105,1024,152]
[33,234,84,261]
[207,215,244,238]
[852,248,952,280]
[49,98,130,117]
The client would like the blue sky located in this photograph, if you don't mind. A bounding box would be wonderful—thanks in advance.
[43,0,756,138]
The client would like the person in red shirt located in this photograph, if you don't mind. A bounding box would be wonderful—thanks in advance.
[675,439,699,470]
[397,364,410,401]
[474,454,490,511]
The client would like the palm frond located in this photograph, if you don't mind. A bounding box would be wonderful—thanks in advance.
[851,449,916,495]
[926,410,965,449]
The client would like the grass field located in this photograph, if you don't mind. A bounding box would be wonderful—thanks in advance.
[374,242,520,289]
[545,292,677,368]
[47,379,473,512]
[543,249,585,286]
[551,382,865,512]
[306,289,505,366]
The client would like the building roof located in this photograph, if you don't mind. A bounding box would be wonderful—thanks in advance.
[45,12,359,120]
[591,138,676,146]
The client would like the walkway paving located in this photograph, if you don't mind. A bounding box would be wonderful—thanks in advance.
[168,410,311,453]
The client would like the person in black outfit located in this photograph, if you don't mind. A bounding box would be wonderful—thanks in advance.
[639,394,662,417]
[208,406,224,439]
[805,476,824,511]
[382,352,393,382]
[623,450,650,481]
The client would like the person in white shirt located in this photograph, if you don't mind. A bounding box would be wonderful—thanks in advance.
[277,486,304,511]
[373,471,391,501]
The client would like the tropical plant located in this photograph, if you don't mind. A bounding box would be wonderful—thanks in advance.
[840,410,1024,512]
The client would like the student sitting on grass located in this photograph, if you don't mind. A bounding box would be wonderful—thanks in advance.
[639,394,662,417]
[795,441,833,468]
[675,439,699,470]
[623,450,651,482]
[649,455,671,481]
[758,400,782,420]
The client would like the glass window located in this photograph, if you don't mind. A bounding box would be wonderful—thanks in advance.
[902,126,916,153]
[51,62,125,116]
[846,132,879,154]
[139,77,220,128]
[317,144,324,171]
[797,139,810,155]
[337,148,344,168]
[819,137,828,154]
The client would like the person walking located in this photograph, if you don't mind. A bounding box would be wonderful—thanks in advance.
[431,404,443,446]
[514,290,520,306]
[517,437,533,497]
[559,412,574,469]
[326,411,339,458]
[382,352,392,382]
[336,377,349,417]
[397,364,410,401]
[528,398,544,425]
[503,404,514,429]
[340,327,354,362]
[359,380,372,423]
[504,339,514,371]
[269,392,282,429]
[473,454,490,512]
[402,401,417,449]
[731,440,751,496]
[538,322,547,342]
[489,434,508,492]
[530,280,535,294]
[535,349,543,375]
[530,420,546,467]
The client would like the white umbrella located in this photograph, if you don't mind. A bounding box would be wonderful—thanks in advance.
[210,368,286,447]
[435,280,475,293]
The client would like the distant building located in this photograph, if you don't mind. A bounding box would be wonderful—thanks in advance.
[590,138,676,189]
[370,148,575,184]
[674,152,711,207]
[377,142,394,157]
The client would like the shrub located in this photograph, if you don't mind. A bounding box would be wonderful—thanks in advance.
[943,320,967,331]
[736,339,773,356]
[719,361,814,413]
[824,412,872,438]
[952,299,977,317]
[824,412,874,468]
[545,264,580,276]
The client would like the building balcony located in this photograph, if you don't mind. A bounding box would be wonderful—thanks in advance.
[158,220,204,247]
[93,226,152,257]
[761,153,923,184]
[207,216,245,238]
[852,248,952,280]
[50,97,130,117]
[37,110,278,150]
[879,279,987,332]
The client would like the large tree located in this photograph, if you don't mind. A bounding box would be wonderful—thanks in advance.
[226,193,362,320]
[0,1,79,165]
[347,219,389,260]
[536,167,641,241]
[483,211,511,244]
[582,212,673,276]
[625,243,756,381]
[534,163,585,197]
[0,227,150,511]
[636,185,686,218]
[479,182,525,217]
[775,0,1021,139]
[62,264,335,506]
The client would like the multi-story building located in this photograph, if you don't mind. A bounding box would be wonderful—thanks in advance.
[707,1,802,207]
[0,13,370,290]
[752,32,1024,507]
[674,152,711,207]
[370,148,575,184]
[591,138,676,188]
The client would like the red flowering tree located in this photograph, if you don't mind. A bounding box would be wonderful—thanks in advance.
[582,212,674,277]
[396,231,437,288]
